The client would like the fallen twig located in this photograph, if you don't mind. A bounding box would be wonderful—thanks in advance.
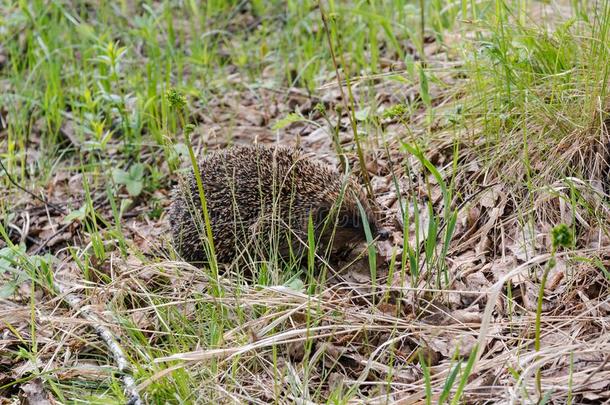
[55,281,143,405]
[0,158,67,215]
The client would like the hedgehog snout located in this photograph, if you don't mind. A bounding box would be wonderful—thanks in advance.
[376,228,391,241]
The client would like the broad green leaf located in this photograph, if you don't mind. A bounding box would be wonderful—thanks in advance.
[113,164,144,196]
[285,277,304,292]
[0,280,18,298]
[126,180,143,197]
[0,246,24,274]
[112,168,130,184]
[355,106,370,121]
[272,112,303,130]
[129,163,144,180]
[418,63,431,107]
[63,205,87,223]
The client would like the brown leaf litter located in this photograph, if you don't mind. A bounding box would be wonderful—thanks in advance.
[1,8,610,405]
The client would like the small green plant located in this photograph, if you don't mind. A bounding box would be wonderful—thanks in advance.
[165,88,187,110]
[382,103,409,120]
[551,223,573,251]
[272,112,306,130]
[535,223,574,396]
[63,205,87,224]
[112,163,145,197]
[0,228,57,296]
[401,141,457,288]
[0,245,29,298]
[166,88,220,295]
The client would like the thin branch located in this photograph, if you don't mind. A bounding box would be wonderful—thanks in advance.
[30,222,72,255]
[0,158,67,215]
[55,281,143,405]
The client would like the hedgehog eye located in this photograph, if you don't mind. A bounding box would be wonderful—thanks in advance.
[315,206,331,224]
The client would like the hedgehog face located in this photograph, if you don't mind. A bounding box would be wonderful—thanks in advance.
[310,186,380,256]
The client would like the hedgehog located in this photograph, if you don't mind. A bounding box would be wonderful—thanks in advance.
[168,144,386,266]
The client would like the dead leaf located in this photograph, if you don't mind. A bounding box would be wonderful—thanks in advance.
[19,378,53,405]
[449,308,482,324]
[508,223,540,262]
[376,239,398,261]
[423,331,477,358]
[59,119,82,148]
[239,107,265,127]
[546,258,566,292]
[479,187,500,208]
[522,280,554,312]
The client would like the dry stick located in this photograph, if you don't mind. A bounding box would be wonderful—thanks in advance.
[0,158,67,215]
[581,354,610,385]
[318,2,374,200]
[30,222,72,255]
[154,324,366,364]
[55,282,143,405]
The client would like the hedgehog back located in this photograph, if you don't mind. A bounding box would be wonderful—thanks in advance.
[169,145,352,264]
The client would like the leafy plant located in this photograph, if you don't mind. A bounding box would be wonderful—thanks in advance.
[112,164,145,197]
[0,245,28,298]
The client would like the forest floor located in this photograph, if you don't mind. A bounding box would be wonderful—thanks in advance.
[1,1,609,403]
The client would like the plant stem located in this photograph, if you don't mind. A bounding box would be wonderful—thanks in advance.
[318,1,374,200]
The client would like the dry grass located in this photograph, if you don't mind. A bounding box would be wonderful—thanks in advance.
[1,0,609,404]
